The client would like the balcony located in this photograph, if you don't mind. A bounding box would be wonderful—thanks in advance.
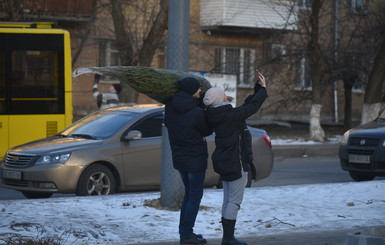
[200,0,297,32]
[21,0,96,22]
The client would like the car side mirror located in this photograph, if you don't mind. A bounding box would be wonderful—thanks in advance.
[125,130,142,140]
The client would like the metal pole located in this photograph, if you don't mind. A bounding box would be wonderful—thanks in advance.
[167,0,190,71]
[160,124,184,208]
[333,0,339,123]
[160,0,191,208]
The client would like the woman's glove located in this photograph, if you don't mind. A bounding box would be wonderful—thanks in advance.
[254,71,266,93]
[254,80,262,93]
[94,74,101,84]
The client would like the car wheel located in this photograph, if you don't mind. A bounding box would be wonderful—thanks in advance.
[21,191,53,199]
[216,172,252,189]
[76,164,116,196]
[349,171,375,182]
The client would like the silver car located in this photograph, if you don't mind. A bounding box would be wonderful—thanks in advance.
[0,105,274,198]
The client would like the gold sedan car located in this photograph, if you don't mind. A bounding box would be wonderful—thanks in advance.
[0,105,274,198]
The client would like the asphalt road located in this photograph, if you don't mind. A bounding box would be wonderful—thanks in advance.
[2,155,380,200]
[252,155,354,187]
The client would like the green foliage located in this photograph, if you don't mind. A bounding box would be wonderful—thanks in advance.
[75,66,212,103]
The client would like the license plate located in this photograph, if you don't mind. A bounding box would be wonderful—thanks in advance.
[348,154,370,164]
[2,169,22,180]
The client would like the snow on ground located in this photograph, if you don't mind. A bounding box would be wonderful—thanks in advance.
[0,180,384,245]
[271,135,343,145]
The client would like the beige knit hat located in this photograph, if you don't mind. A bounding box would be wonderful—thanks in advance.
[203,87,225,107]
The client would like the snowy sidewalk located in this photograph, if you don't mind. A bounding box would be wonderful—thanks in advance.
[1,180,384,245]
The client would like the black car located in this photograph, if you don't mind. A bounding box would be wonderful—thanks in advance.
[339,108,385,181]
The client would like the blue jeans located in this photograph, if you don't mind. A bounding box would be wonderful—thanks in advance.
[179,170,206,239]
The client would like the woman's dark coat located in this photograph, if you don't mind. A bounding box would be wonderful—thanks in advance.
[165,91,212,172]
[205,88,268,181]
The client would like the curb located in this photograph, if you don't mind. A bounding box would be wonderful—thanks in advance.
[344,226,385,245]
[136,226,385,245]
[273,143,339,157]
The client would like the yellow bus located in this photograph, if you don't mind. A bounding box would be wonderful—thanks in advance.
[0,22,72,159]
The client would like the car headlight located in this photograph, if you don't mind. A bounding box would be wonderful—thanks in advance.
[36,153,71,165]
[340,130,351,145]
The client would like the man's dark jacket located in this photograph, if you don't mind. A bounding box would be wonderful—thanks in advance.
[205,88,268,181]
[165,91,212,172]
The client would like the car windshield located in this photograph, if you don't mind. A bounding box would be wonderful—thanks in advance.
[60,111,138,139]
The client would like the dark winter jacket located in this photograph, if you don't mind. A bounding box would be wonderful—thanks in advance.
[165,91,213,172]
[205,88,268,181]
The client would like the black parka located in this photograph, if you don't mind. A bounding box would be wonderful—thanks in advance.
[206,88,268,181]
[165,91,213,172]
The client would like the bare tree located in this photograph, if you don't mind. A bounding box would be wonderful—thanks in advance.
[111,0,135,66]
[360,2,385,123]
[138,0,168,66]
[0,0,26,20]
[331,1,385,126]
[264,0,331,141]
[105,0,168,102]
[264,0,384,138]
[72,6,98,66]
[362,39,385,123]
[307,0,326,141]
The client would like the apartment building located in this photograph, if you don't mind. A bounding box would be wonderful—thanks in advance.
[1,0,377,125]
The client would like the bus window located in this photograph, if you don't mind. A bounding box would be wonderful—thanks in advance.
[10,50,64,114]
[0,33,65,115]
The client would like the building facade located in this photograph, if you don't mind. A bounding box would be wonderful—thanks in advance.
[0,0,378,125]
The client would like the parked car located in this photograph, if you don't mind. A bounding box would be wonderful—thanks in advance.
[339,108,385,181]
[0,105,274,198]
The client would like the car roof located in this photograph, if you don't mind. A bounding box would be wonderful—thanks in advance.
[97,104,164,114]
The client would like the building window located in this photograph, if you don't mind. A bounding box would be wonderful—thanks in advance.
[214,47,256,88]
[298,0,311,9]
[224,48,240,75]
[271,44,287,60]
[98,40,120,67]
[98,40,120,83]
[349,0,366,13]
[296,54,312,90]
[352,74,365,92]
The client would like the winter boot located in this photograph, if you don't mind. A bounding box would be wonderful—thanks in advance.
[180,233,207,245]
[221,218,247,245]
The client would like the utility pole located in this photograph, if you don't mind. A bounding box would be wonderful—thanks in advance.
[160,0,190,208]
